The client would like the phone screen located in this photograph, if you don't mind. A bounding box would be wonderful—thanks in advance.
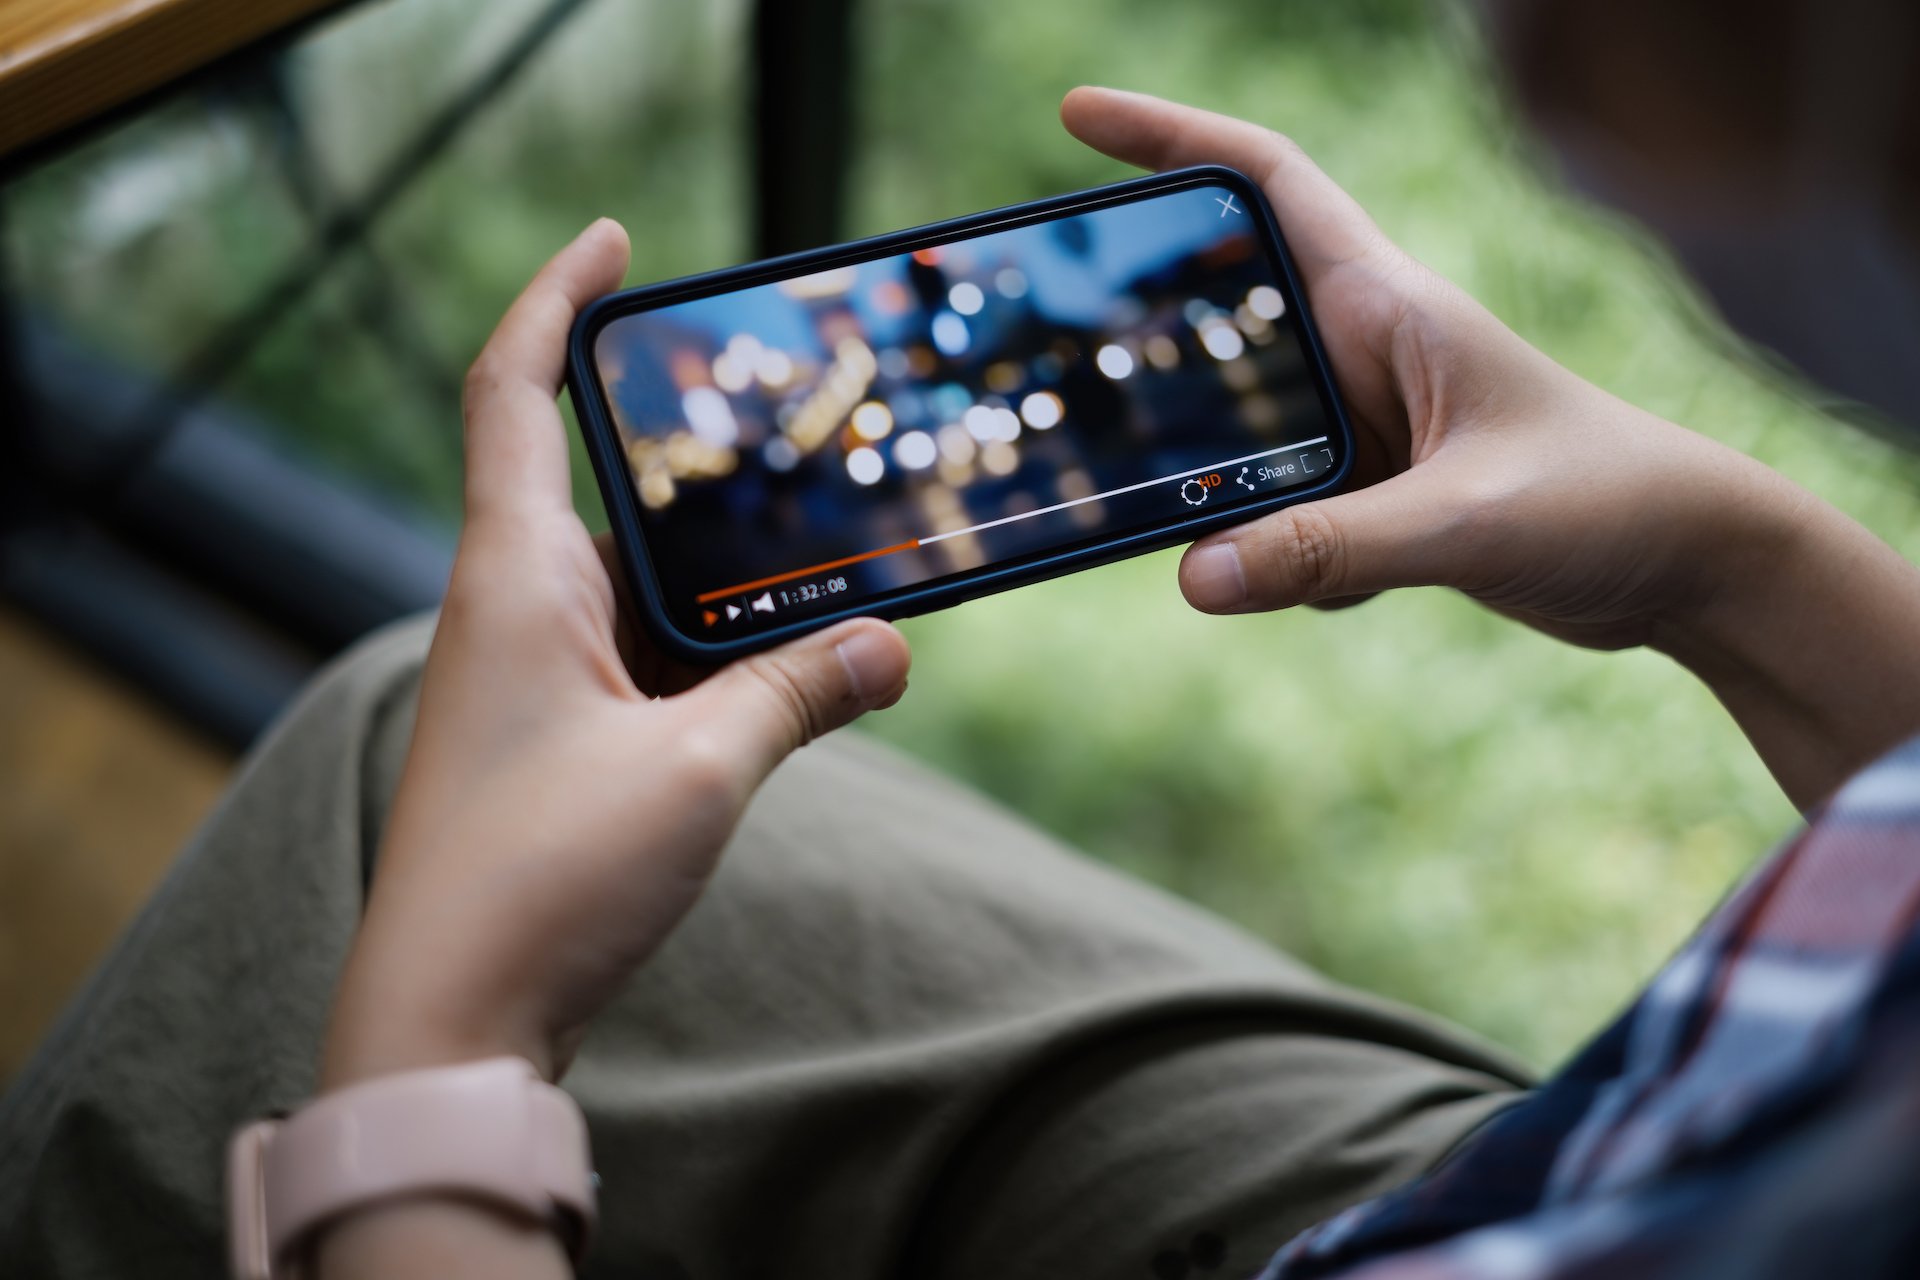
[587,178,1344,640]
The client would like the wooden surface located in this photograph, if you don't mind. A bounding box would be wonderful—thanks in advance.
[0,0,353,160]
[0,610,231,1082]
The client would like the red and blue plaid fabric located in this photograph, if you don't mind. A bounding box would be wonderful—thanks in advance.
[1264,733,1920,1280]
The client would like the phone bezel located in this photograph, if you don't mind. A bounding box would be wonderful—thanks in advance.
[566,164,1356,663]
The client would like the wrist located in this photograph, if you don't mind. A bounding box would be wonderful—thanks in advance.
[232,1056,593,1280]
[1645,461,1822,667]
[1650,477,1920,806]
[322,943,560,1092]
[321,1017,557,1093]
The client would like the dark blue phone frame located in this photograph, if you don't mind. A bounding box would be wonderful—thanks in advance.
[566,164,1356,664]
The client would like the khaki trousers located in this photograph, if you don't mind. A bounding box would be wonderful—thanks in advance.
[0,617,1529,1279]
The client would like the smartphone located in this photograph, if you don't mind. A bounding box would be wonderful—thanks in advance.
[567,165,1356,662]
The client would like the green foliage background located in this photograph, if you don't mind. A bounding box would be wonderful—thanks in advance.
[13,0,1920,1067]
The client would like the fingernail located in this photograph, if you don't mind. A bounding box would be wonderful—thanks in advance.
[836,630,903,705]
[1184,542,1246,611]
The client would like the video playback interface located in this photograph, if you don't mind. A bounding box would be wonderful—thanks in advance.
[591,183,1342,636]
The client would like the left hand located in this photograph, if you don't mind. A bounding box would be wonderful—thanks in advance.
[320,219,912,1089]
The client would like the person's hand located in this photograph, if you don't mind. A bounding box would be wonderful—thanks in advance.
[1062,88,1920,806]
[319,220,912,1091]
[1065,87,1802,649]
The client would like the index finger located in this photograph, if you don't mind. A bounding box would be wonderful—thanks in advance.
[1059,87,1384,276]
[463,217,631,522]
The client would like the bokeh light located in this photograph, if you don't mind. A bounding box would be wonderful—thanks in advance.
[851,400,894,441]
[846,445,885,485]
[1019,390,1063,429]
[894,430,938,469]
[1247,284,1286,320]
[1201,323,1245,361]
[931,310,970,355]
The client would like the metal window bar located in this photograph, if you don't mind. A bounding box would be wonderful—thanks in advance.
[1,0,858,749]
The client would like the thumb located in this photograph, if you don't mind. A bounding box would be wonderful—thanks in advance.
[1179,473,1466,613]
[671,619,912,785]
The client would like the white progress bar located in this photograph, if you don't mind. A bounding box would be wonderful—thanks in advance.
[918,437,1331,546]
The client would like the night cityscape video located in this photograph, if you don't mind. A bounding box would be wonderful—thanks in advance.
[590,182,1343,636]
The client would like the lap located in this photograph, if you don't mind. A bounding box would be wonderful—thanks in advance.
[0,617,1529,1280]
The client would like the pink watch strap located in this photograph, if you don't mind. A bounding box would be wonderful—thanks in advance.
[228,1057,596,1279]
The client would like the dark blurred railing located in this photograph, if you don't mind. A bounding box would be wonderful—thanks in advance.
[0,0,858,749]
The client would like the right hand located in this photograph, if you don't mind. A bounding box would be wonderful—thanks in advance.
[1061,87,1809,653]
[1064,88,1920,808]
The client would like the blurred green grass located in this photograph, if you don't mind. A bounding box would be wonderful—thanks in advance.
[13,0,1920,1069]
[852,0,1920,1067]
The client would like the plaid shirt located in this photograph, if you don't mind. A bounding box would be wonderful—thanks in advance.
[1264,732,1920,1280]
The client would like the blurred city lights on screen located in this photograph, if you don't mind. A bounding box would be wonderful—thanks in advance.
[1019,390,1063,429]
[717,333,764,394]
[779,265,858,298]
[763,436,800,471]
[785,337,877,453]
[963,404,1000,442]
[937,423,976,464]
[712,352,752,393]
[640,468,674,509]
[851,401,894,441]
[846,446,885,485]
[1200,322,1245,361]
[681,387,739,447]
[1242,393,1281,431]
[755,347,795,387]
[931,382,971,421]
[931,311,970,356]
[603,185,1323,576]
[984,361,1022,394]
[894,430,937,470]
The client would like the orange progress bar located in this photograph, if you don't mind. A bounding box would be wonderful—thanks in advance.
[695,540,921,603]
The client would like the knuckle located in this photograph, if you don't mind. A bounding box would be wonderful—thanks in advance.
[1259,129,1310,183]
[1264,128,1306,164]
[744,655,828,750]
[1262,506,1343,601]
